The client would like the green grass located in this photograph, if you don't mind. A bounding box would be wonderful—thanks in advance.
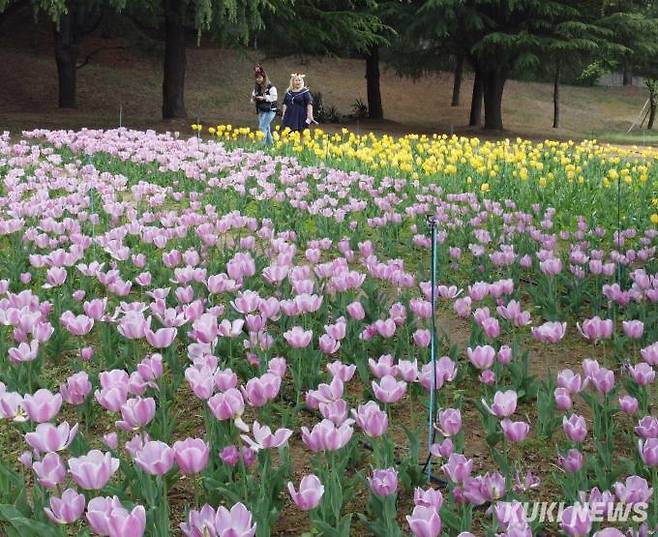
[594,129,658,146]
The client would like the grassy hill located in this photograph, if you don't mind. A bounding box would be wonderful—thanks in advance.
[0,17,656,143]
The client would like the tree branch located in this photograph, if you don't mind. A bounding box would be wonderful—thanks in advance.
[76,45,128,70]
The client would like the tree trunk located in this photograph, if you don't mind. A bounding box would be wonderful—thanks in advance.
[53,9,78,108]
[648,86,657,130]
[451,54,464,107]
[365,45,383,120]
[469,68,483,127]
[622,58,633,86]
[553,60,561,129]
[162,0,187,119]
[483,69,506,130]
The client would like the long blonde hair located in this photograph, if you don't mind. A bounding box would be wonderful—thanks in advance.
[287,73,307,92]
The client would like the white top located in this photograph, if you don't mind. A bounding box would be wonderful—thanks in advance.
[252,86,278,102]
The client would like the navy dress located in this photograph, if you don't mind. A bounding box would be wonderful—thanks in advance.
[282,89,313,131]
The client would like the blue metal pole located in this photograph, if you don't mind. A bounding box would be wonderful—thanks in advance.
[426,215,438,481]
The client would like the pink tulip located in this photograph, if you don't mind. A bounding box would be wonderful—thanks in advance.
[95,370,130,412]
[185,366,215,400]
[25,421,78,452]
[173,437,210,474]
[319,399,349,425]
[592,530,626,537]
[413,487,443,510]
[481,317,500,339]
[368,468,398,496]
[497,345,513,365]
[413,329,431,347]
[577,316,614,342]
[23,389,62,423]
[479,369,496,385]
[116,397,156,431]
[618,395,639,415]
[268,357,287,378]
[623,320,644,339]
[217,318,244,337]
[68,450,120,490]
[220,445,241,467]
[346,301,366,320]
[627,362,655,385]
[301,419,354,452]
[60,311,94,336]
[560,505,592,537]
[86,496,122,535]
[640,342,658,365]
[467,345,495,370]
[374,318,396,338]
[318,334,340,354]
[134,440,175,475]
[32,452,66,488]
[368,354,397,378]
[326,360,356,382]
[441,453,473,484]
[103,432,119,450]
[407,505,442,537]
[60,371,92,405]
[591,367,615,394]
[215,368,238,391]
[207,389,245,421]
[351,401,388,437]
[635,416,658,438]
[137,354,164,383]
[558,448,584,473]
[241,373,281,407]
[180,503,256,537]
[563,414,588,443]
[372,375,407,404]
[531,321,567,343]
[436,408,461,437]
[108,504,146,537]
[145,318,177,348]
[8,340,39,363]
[554,387,573,410]
[288,474,325,511]
[430,438,454,458]
[241,421,292,451]
[117,311,147,340]
[639,438,658,466]
[0,390,24,421]
[540,257,562,275]
[283,326,312,348]
[557,369,584,394]
[397,359,419,382]
[44,488,86,524]
[482,390,518,418]
[306,377,344,409]
[190,313,218,344]
[44,267,67,288]
[613,475,652,505]
[453,297,472,318]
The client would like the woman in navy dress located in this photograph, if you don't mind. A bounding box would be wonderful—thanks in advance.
[281,73,315,132]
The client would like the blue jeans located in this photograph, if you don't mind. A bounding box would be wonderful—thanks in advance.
[258,111,275,144]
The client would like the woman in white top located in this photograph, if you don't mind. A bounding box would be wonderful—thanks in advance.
[251,65,278,145]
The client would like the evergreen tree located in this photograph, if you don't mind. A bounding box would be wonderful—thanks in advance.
[258,0,388,122]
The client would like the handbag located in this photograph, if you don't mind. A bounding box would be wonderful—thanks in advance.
[257,101,272,113]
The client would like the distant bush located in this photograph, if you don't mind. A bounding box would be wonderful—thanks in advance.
[313,92,341,123]
[351,99,369,119]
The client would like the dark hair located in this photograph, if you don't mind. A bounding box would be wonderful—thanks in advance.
[254,65,270,93]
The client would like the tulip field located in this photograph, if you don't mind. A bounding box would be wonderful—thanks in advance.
[0,126,657,537]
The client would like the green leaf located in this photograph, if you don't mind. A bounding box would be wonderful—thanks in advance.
[0,505,60,537]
